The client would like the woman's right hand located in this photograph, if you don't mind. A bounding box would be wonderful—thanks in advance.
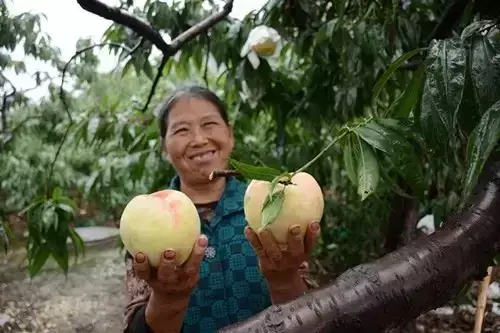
[132,235,208,304]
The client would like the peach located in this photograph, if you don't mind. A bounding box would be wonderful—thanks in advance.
[119,189,201,267]
[244,172,324,243]
[251,39,277,57]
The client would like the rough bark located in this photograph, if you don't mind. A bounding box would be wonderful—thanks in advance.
[219,155,500,333]
[384,178,420,254]
[384,179,421,333]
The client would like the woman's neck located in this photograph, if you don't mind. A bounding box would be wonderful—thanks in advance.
[180,177,227,204]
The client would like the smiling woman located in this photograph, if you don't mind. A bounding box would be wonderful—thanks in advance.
[160,87,235,204]
[122,85,322,333]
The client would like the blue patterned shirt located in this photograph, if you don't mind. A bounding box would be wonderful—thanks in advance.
[168,175,272,332]
[124,176,315,333]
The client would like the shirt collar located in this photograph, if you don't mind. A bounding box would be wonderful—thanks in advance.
[168,175,246,217]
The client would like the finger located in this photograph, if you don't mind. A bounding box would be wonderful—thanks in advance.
[304,221,321,256]
[245,226,267,259]
[258,228,283,263]
[157,249,178,284]
[133,252,151,281]
[287,224,304,258]
[183,235,208,276]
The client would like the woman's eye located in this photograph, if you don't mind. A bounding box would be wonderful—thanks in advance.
[204,122,217,127]
[174,128,188,134]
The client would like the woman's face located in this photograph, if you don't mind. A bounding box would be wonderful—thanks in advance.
[163,96,234,184]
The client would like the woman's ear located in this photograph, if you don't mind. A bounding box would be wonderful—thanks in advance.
[228,124,235,151]
[159,136,171,162]
[161,151,171,162]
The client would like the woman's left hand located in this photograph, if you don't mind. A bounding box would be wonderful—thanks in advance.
[244,221,321,284]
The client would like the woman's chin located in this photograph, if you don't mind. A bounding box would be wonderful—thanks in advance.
[188,161,222,178]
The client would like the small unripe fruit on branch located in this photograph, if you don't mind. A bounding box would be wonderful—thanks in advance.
[240,25,282,69]
[119,190,201,267]
[251,39,277,57]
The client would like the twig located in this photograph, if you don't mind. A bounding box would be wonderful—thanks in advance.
[0,73,16,95]
[1,93,11,132]
[209,169,293,186]
[0,74,17,133]
[139,55,168,112]
[8,115,44,135]
[0,73,61,150]
[425,0,469,43]
[473,266,493,333]
[216,68,229,87]
[77,0,234,113]
[209,169,241,180]
[46,42,137,197]
[203,32,210,87]
[58,41,137,117]
[477,20,500,35]
[397,0,475,72]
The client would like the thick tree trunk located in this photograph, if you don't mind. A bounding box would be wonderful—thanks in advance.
[384,179,421,333]
[384,178,420,254]
[219,155,500,333]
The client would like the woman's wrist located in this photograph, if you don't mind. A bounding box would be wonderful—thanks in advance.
[149,291,189,311]
[266,270,308,304]
[145,291,190,333]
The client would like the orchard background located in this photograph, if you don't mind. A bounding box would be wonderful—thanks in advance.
[1,0,500,332]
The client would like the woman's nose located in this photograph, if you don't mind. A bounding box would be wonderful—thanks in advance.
[190,129,209,146]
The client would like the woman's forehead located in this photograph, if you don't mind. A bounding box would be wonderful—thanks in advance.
[168,98,221,124]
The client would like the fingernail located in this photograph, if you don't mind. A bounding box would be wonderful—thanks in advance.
[135,252,145,263]
[290,225,301,236]
[244,226,253,236]
[198,236,208,247]
[310,222,320,232]
[164,249,175,260]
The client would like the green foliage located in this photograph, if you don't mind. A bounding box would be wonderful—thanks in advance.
[229,158,283,182]
[463,100,500,201]
[0,2,62,109]
[260,188,286,228]
[1,0,500,281]
[24,188,84,277]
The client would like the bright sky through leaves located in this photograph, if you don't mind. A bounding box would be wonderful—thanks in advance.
[6,0,266,100]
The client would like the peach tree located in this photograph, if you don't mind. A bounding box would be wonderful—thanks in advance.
[1,0,500,330]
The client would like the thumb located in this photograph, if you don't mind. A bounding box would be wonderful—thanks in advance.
[245,226,267,259]
[133,252,151,281]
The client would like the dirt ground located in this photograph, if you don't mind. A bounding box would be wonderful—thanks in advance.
[0,247,499,333]
[0,248,125,333]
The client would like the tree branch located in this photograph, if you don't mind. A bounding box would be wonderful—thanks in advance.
[0,73,63,151]
[76,0,172,53]
[170,1,233,51]
[76,0,234,112]
[219,154,500,332]
[0,74,17,150]
[399,0,471,71]
[384,178,420,254]
[203,32,211,87]
[47,42,138,197]
[140,55,168,113]
[425,0,470,43]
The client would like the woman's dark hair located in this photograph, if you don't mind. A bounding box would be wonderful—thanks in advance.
[156,85,229,139]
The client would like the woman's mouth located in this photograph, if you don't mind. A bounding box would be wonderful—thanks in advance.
[189,150,216,162]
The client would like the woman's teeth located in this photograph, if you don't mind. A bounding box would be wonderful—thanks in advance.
[192,151,214,161]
